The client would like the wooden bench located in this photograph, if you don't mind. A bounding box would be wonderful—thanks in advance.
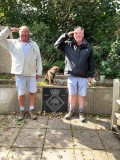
[111,79,120,137]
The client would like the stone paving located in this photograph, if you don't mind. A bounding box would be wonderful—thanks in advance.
[0,113,120,160]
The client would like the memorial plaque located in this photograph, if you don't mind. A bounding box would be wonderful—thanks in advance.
[42,87,68,112]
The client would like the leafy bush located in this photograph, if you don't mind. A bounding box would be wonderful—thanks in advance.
[99,37,120,78]
[1,0,119,78]
[93,40,112,76]
[30,22,65,74]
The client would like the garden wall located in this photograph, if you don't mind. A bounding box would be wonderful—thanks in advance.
[0,85,113,115]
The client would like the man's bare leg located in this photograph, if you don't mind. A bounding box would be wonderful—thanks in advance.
[18,95,25,120]
[29,93,37,120]
[65,94,77,120]
[78,95,85,122]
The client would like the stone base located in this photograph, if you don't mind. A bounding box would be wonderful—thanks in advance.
[0,85,113,114]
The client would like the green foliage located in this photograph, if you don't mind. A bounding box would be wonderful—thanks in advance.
[107,37,120,78]
[93,40,112,75]
[37,81,47,86]
[29,22,64,73]
[99,36,120,78]
[0,0,120,78]
[93,46,102,74]
[16,119,28,126]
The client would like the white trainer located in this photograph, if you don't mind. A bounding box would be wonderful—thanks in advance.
[79,113,85,122]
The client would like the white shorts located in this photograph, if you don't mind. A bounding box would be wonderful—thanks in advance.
[67,76,88,96]
[15,75,37,96]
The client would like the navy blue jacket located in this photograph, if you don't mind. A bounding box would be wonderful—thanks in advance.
[54,33,95,78]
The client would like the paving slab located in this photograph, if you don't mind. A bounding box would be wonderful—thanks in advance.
[71,117,94,130]
[97,130,120,150]
[23,116,48,129]
[13,128,46,148]
[2,115,26,128]
[72,129,104,149]
[44,129,73,148]
[0,147,10,160]
[0,128,20,147]
[75,149,109,160]
[92,117,111,131]
[0,115,6,120]
[47,117,70,129]
[6,148,42,160]
[106,150,120,160]
[0,115,120,160]
[41,148,75,160]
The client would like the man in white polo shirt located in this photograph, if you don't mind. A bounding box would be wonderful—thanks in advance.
[0,26,42,120]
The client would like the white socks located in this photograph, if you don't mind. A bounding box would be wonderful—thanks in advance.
[79,106,84,113]
[20,106,34,110]
[70,106,75,111]
[20,106,24,111]
[29,106,34,110]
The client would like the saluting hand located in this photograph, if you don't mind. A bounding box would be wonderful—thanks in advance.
[68,31,74,38]
[10,27,19,33]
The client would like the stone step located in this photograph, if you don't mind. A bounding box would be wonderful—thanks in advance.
[115,112,120,119]
[116,99,120,105]
[115,113,120,126]
[113,125,120,137]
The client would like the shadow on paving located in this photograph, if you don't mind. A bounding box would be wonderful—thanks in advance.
[0,113,120,160]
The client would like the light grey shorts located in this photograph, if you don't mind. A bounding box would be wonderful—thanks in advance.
[15,75,37,96]
[67,76,88,96]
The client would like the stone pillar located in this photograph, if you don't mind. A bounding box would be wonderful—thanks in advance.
[0,26,13,73]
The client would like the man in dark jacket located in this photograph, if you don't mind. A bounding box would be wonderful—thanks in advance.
[54,26,95,122]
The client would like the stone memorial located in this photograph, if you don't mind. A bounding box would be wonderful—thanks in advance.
[42,86,68,112]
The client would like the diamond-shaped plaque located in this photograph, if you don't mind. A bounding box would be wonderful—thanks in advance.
[42,87,68,112]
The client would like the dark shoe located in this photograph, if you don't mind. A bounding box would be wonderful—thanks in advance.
[64,109,75,120]
[18,110,25,120]
[79,112,85,122]
[29,109,37,120]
